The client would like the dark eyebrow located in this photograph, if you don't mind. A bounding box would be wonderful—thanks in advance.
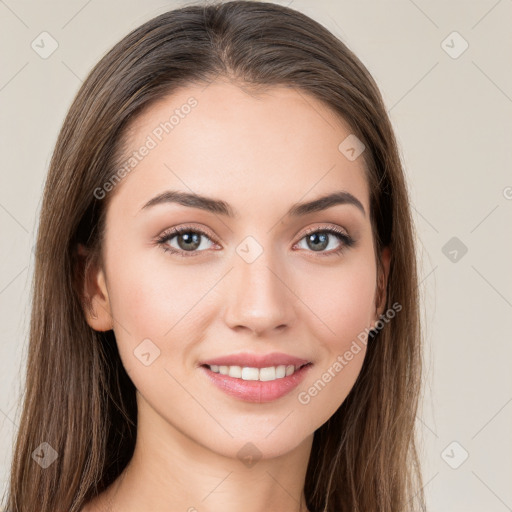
[288,191,365,218]
[141,190,235,216]
[140,190,365,218]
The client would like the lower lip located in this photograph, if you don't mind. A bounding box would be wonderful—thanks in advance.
[201,364,312,403]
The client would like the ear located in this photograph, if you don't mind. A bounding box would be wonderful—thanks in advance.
[373,245,391,321]
[77,243,113,332]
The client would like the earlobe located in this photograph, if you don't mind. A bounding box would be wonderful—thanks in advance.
[77,244,113,332]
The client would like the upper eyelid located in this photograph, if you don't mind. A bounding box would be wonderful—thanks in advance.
[158,223,217,240]
[299,224,349,237]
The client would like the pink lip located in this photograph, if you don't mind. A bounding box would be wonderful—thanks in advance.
[199,352,312,403]
[200,352,310,368]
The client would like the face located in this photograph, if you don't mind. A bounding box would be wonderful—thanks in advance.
[84,80,390,461]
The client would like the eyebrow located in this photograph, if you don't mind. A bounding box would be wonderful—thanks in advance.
[140,189,366,218]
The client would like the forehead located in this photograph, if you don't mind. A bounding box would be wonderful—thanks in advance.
[110,80,370,218]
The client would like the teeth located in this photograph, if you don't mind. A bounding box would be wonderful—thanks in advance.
[228,366,242,378]
[241,367,259,380]
[259,367,275,381]
[208,363,305,381]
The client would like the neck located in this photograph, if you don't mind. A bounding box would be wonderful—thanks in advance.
[103,392,313,512]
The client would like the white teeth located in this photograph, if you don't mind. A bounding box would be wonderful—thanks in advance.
[228,365,242,378]
[208,363,306,381]
[241,367,259,380]
[275,365,286,378]
[259,367,276,381]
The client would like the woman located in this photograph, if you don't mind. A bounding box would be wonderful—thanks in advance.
[3,2,426,511]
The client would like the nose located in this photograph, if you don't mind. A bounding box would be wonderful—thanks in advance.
[222,248,295,337]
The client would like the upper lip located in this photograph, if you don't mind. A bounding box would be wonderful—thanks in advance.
[200,352,311,368]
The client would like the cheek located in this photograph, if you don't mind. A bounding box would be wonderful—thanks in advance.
[104,253,212,404]
[105,248,222,375]
[107,247,212,336]
[297,343,367,435]
[291,259,376,428]
[293,256,377,345]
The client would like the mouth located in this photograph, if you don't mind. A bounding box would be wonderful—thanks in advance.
[199,352,313,403]
[202,362,311,382]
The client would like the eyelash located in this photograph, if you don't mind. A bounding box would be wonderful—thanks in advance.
[155,224,355,258]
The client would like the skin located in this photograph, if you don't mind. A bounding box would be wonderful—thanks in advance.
[80,79,391,512]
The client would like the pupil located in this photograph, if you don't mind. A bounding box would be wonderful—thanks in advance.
[307,233,328,251]
[178,232,200,251]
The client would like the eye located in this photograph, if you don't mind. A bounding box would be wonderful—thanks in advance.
[156,225,218,257]
[156,224,355,258]
[294,226,355,256]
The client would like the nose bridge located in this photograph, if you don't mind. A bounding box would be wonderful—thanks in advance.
[222,239,294,335]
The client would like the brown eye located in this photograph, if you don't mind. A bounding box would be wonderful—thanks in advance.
[174,231,202,251]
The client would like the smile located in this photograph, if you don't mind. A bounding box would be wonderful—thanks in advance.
[199,352,313,403]
[206,363,307,381]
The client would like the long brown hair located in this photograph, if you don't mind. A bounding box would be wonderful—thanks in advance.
[3,2,425,511]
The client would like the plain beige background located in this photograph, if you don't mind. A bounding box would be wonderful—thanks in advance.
[1,0,511,510]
